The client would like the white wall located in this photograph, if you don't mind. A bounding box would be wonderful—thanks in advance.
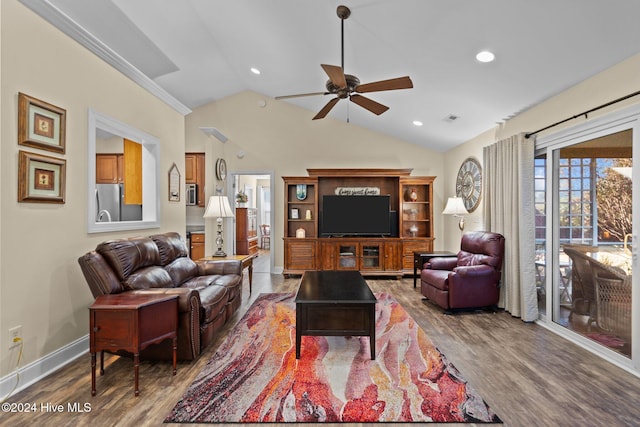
[0,1,186,378]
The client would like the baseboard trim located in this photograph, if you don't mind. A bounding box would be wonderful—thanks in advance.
[0,335,88,398]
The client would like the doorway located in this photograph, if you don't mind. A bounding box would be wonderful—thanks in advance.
[229,172,273,274]
[536,104,638,374]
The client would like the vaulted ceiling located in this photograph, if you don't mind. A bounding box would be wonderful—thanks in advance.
[27,0,640,151]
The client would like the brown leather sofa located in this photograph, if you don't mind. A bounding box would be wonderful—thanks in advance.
[421,231,505,312]
[78,232,243,360]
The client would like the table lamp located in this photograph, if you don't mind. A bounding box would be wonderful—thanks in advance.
[203,195,234,257]
[443,197,469,231]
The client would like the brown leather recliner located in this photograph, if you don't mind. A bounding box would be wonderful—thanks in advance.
[78,232,243,360]
[421,231,505,312]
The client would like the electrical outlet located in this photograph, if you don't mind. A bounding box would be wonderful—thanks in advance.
[9,325,22,348]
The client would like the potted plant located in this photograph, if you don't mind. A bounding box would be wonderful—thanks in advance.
[236,190,248,207]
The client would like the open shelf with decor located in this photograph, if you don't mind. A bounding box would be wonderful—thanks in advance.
[283,177,319,273]
[399,177,434,271]
[284,178,318,239]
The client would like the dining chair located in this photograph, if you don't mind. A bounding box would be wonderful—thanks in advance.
[260,224,270,249]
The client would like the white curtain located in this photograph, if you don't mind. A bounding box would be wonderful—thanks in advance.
[483,133,538,321]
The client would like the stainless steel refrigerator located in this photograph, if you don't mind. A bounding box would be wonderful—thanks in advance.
[95,183,142,222]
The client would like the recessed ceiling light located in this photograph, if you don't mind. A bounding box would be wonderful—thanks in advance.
[476,50,495,63]
[250,67,261,75]
[413,120,423,126]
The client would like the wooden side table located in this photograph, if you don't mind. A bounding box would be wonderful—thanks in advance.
[89,293,178,397]
[413,251,456,288]
[200,253,258,293]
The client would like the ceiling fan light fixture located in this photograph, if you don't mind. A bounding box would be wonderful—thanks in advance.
[476,50,495,63]
[275,5,412,120]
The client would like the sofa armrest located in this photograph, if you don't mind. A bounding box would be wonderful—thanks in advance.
[452,264,495,278]
[449,265,501,295]
[126,287,201,314]
[78,251,125,297]
[447,265,501,310]
[196,259,242,276]
[427,257,458,270]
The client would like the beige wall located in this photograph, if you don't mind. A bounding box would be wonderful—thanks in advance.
[185,91,447,268]
[440,52,640,251]
[4,0,640,385]
[0,1,186,377]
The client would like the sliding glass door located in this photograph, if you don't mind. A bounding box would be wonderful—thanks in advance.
[536,105,638,373]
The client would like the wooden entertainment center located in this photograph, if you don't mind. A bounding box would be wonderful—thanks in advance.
[283,169,435,277]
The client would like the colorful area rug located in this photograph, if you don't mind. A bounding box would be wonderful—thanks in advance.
[165,293,502,423]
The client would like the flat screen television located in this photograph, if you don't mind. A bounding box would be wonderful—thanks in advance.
[321,195,391,237]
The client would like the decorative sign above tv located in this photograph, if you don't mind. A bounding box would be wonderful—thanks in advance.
[334,187,380,196]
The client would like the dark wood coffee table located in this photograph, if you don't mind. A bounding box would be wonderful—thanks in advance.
[295,270,377,360]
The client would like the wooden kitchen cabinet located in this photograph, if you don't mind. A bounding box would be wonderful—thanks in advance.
[189,233,205,260]
[96,154,122,183]
[185,153,205,207]
[96,141,142,206]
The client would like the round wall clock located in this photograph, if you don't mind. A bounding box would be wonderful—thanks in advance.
[215,158,227,181]
[455,157,482,213]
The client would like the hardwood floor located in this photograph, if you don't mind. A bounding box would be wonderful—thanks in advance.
[4,273,640,427]
[252,249,270,273]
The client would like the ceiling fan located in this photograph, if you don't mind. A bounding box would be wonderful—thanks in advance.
[275,5,413,120]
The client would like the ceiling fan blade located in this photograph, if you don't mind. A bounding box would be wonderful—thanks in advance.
[275,91,328,100]
[321,64,347,89]
[349,94,389,115]
[313,98,340,120]
[355,76,413,93]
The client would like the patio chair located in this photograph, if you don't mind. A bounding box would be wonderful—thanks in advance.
[591,262,632,340]
[563,246,597,326]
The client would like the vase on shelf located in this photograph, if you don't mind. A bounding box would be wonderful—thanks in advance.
[409,224,418,237]
[409,188,418,202]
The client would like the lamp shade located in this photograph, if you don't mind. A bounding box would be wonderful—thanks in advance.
[442,197,468,216]
[203,196,234,218]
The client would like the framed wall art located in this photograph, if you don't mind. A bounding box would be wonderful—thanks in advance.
[18,150,66,203]
[18,92,67,154]
[168,163,181,202]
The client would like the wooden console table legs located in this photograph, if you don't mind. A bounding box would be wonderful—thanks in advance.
[91,335,176,397]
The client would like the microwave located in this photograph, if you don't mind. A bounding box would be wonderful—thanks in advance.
[186,184,197,205]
